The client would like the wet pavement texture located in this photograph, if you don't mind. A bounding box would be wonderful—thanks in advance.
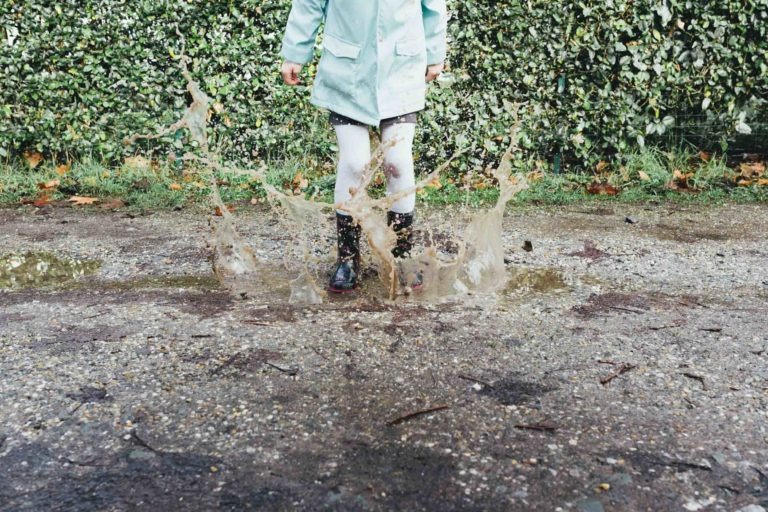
[1,203,767,511]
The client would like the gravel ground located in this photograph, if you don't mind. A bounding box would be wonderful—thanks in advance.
[0,202,767,512]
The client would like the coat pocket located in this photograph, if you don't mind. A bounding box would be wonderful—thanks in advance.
[317,33,361,99]
[391,38,427,91]
[395,39,425,57]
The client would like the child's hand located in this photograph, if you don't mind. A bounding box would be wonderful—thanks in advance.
[281,61,303,85]
[425,63,444,83]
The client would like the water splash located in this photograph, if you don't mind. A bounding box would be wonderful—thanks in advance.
[126,55,528,304]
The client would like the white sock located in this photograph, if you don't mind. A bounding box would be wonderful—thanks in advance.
[333,124,371,211]
[381,123,416,214]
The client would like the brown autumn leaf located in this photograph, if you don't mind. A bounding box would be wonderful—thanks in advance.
[757,178,768,187]
[214,205,236,216]
[699,151,712,162]
[666,169,695,190]
[291,172,309,190]
[169,182,183,191]
[55,163,71,176]
[595,160,610,173]
[638,170,651,182]
[24,151,43,169]
[68,196,99,206]
[586,182,620,196]
[426,177,442,189]
[37,179,60,190]
[32,193,53,207]
[526,170,544,183]
[739,161,766,178]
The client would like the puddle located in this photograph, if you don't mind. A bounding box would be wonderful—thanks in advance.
[102,275,222,291]
[127,54,530,306]
[503,268,570,295]
[0,252,101,290]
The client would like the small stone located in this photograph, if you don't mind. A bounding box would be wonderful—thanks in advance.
[609,473,633,486]
[577,499,605,512]
[710,452,726,466]
[736,506,766,512]
[210,465,218,473]
[128,449,156,460]
[597,483,610,492]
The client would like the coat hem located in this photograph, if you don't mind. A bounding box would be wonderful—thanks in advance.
[311,97,379,126]
[311,96,424,127]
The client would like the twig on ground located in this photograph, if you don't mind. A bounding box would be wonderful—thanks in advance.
[242,320,272,326]
[607,306,645,314]
[83,310,109,320]
[266,362,299,376]
[514,422,557,432]
[129,430,161,453]
[458,374,495,389]
[387,405,449,427]
[682,372,707,390]
[600,362,637,385]
[649,324,680,331]
[311,347,329,360]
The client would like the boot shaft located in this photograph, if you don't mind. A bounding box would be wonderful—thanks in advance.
[387,211,414,258]
[336,213,361,262]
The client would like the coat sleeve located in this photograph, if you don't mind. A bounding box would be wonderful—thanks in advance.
[422,0,448,64]
[280,0,328,64]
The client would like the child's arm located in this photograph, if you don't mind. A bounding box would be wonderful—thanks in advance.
[280,0,329,85]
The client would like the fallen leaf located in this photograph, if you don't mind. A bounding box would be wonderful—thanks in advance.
[526,170,544,183]
[757,179,768,186]
[55,163,71,176]
[740,161,766,178]
[169,183,183,191]
[38,179,60,190]
[638,171,651,182]
[698,151,711,162]
[595,160,610,173]
[124,156,152,169]
[587,182,620,196]
[426,177,442,189]
[214,205,236,216]
[100,198,126,210]
[33,193,52,207]
[24,151,43,169]
[68,196,99,206]
[666,169,695,190]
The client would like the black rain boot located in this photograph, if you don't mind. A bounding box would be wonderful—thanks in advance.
[387,211,423,289]
[329,213,361,293]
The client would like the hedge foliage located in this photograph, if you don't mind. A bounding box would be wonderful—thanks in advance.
[1,0,767,171]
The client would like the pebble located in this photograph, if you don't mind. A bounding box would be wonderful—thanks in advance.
[577,499,604,512]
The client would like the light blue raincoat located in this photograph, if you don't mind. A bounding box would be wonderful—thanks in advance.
[280,0,448,126]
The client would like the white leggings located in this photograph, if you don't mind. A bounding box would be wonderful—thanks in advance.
[334,123,416,214]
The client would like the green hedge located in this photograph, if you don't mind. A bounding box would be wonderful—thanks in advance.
[1,0,767,171]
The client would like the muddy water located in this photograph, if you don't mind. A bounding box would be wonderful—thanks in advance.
[129,59,530,305]
[0,252,101,290]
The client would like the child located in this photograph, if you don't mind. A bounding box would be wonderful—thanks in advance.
[280,0,448,293]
